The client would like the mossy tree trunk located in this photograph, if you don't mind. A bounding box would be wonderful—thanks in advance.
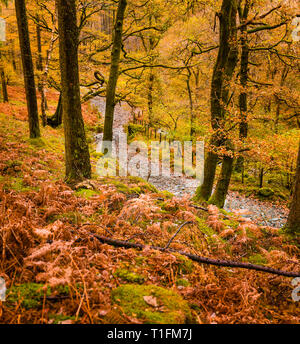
[286,140,300,234]
[195,0,238,202]
[0,63,8,102]
[195,134,220,201]
[103,0,127,143]
[56,0,91,183]
[210,141,234,208]
[211,26,239,208]
[15,0,40,138]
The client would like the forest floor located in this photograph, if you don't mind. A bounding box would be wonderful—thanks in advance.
[92,97,289,229]
[0,87,299,324]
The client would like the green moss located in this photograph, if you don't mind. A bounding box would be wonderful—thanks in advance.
[28,138,46,148]
[101,177,158,196]
[75,188,99,199]
[126,123,145,138]
[139,182,158,194]
[2,177,37,193]
[6,283,72,310]
[129,186,142,194]
[107,180,132,194]
[91,151,104,159]
[223,219,239,229]
[258,187,274,198]
[176,278,191,287]
[196,217,218,243]
[248,253,268,265]
[128,176,145,183]
[160,190,174,199]
[48,314,76,324]
[114,269,145,284]
[4,160,23,170]
[135,256,146,266]
[174,254,194,274]
[219,208,231,216]
[50,211,82,225]
[7,283,51,309]
[111,284,193,324]
[111,180,151,195]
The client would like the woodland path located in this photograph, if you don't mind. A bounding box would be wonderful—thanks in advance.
[91,97,288,228]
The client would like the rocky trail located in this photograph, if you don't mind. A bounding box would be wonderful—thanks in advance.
[91,97,288,229]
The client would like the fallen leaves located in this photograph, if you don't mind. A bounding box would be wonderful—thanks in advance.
[143,296,158,308]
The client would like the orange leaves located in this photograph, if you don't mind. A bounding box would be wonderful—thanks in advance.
[119,194,161,222]
[206,205,225,233]
[219,228,235,239]
[176,210,197,222]
[237,218,263,241]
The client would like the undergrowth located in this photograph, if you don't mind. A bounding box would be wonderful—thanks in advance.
[0,94,299,324]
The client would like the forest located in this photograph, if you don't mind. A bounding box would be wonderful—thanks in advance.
[0,0,299,325]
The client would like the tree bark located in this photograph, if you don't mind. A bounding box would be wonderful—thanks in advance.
[15,0,40,138]
[210,141,234,208]
[103,0,127,143]
[0,62,8,103]
[147,17,156,127]
[195,135,220,201]
[46,92,62,128]
[286,140,300,234]
[195,0,238,202]
[148,68,154,126]
[235,0,251,172]
[36,21,47,127]
[187,69,195,138]
[56,0,91,183]
[274,65,289,133]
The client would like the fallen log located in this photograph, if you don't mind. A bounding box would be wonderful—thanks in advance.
[93,234,300,278]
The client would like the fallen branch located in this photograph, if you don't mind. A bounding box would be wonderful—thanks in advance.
[164,221,194,250]
[92,234,300,278]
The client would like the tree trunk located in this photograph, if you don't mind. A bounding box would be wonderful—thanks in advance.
[15,0,40,138]
[11,46,17,71]
[103,0,127,143]
[46,92,62,128]
[286,140,300,234]
[187,69,195,138]
[259,167,264,188]
[195,135,219,201]
[210,141,234,208]
[235,0,251,172]
[36,21,47,127]
[56,0,91,183]
[42,18,58,115]
[274,65,289,133]
[148,68,154,126]
[147,18,156,127]
[0,63,8,102]
[206,1,238,207]
[195,0,238,202]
